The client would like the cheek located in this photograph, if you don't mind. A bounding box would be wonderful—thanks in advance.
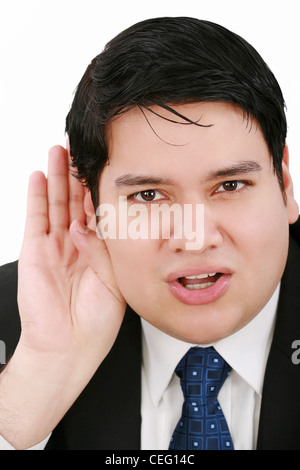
[224,186,289,286]
[105,239,159,295]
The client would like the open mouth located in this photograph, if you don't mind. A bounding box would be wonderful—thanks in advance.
[177,273,223,290]
[168,271,231,305]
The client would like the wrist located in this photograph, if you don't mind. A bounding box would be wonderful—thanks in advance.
[0,345,80,449]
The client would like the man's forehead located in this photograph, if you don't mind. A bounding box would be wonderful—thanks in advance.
[104,101,267,182]
[107,101,261,146]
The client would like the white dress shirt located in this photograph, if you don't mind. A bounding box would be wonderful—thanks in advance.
[141,284,280,450]
[0,284,279,450]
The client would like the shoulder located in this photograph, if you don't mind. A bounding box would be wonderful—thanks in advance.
[286,217,300,281]
[290,217,300,250]
[290,216,300,247]
[0,261,21,362]
[0,260,18,290]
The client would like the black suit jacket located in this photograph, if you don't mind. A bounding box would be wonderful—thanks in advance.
[1,222,300,450]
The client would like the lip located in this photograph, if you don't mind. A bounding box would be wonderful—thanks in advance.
[166,268,232,306]
[166,267,232,282]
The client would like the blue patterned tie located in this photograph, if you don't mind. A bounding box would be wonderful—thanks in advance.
[169,346,234,450]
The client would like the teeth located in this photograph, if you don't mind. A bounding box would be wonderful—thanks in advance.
[185,273,216,279]
[185,282,214,289]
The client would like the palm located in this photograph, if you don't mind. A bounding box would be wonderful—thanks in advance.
[17,145,125,369]
[0,146,127,450]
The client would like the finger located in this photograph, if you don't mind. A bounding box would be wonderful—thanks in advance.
[24,171,49,238]
[47,145,69,231]
[67,145,86,225]
[70,220,124,304]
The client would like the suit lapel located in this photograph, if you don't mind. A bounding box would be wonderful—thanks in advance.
[257,233,300,449]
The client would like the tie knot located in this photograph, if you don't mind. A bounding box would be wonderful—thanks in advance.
[175,346,231,403]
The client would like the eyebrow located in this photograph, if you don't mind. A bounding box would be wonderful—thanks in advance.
[114,174,174,188]
[114,160,262,189]
[204,160,262,180]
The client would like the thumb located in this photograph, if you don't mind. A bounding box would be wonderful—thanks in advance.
[70,220,124,304]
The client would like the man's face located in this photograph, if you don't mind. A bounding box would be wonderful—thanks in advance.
[98,102,298,344]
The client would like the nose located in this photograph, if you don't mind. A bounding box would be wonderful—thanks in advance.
[167,204,223,253]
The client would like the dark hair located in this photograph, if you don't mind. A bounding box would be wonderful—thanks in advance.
[66,16,287,210]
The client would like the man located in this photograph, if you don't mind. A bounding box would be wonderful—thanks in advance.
[0,17,299,450]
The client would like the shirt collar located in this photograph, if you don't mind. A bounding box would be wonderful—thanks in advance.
[141,283,280,407]
[142,319,195,407]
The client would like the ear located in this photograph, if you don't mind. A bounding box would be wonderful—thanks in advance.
[84,190,97,230]
[282,145,299,224]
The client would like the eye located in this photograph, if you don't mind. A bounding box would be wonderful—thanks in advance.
[130,189,165,202]
[215,180,247,193]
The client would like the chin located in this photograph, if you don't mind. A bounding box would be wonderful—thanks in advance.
[162,310,247,345]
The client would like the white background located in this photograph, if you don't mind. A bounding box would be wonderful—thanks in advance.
[0,0,299,265]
